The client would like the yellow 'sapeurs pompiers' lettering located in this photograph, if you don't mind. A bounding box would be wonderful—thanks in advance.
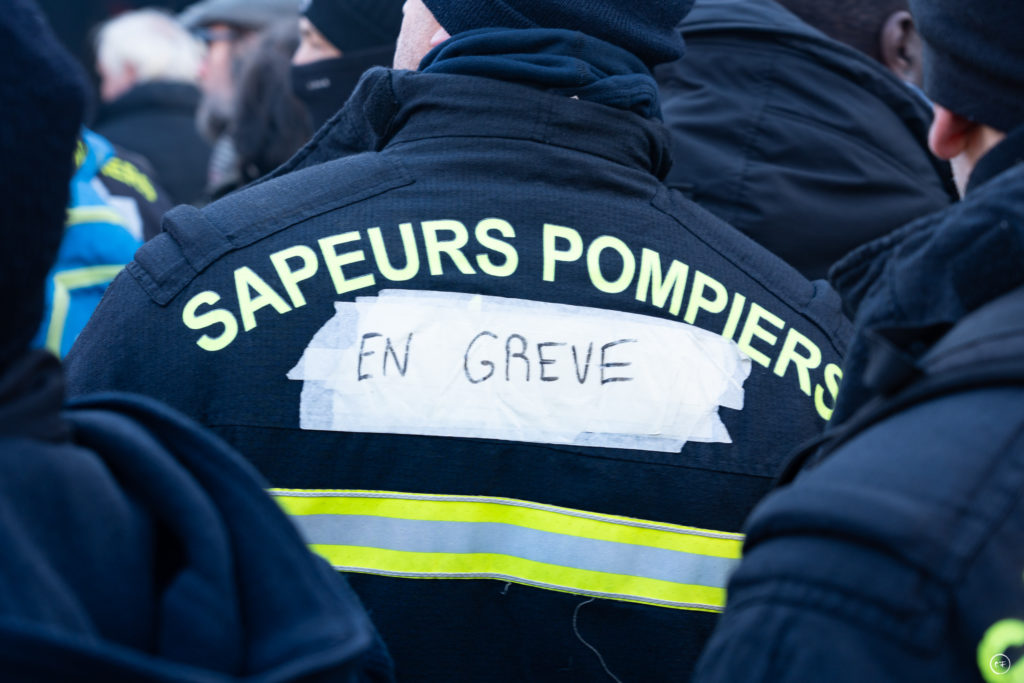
[181,217,841,419]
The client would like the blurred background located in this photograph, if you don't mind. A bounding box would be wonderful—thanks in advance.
[38,0,194,71]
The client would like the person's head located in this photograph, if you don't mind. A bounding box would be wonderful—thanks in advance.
[231,19,312,183]
[294,16,341,66]
[910,0,1024,194]
[1,0,87,370]
[180,0,300,140]
[393,0,695,72]
[291,0,404,128]
[95,9,205,103]
[192,21,256,140]
[294,0,403,66]
[777,0,923,84]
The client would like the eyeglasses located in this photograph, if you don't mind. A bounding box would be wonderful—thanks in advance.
[192,26,242,45]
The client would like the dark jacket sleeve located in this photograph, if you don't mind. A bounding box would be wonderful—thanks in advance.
[694,537,954,682]
[695,388,1024,683]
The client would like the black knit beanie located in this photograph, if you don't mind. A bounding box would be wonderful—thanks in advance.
[911,0,1024,132]
[0,1,86,369]
[420,0,695,68]
[301,0,404,53]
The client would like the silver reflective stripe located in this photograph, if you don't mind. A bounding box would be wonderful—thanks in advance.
[292,514,739,589]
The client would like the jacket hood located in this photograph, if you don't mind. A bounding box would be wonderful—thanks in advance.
[0,350,389,681]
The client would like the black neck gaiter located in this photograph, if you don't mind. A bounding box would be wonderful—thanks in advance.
[291,43,396,129]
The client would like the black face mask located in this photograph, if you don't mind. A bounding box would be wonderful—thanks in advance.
[290,44,396,130]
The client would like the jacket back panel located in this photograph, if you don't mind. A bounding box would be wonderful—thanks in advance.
[67,78,849,681]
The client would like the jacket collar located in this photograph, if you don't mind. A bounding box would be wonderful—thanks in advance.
[418,28,663,120]
[0,350,69,442]
[96,81,200,121]
[827,126,1024,422]
[684,0,834,42]
[383,70,673,178]
[265,65,674,182]
[966,123,1024,194]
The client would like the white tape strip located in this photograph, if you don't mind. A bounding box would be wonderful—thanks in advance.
[288,290,750,452]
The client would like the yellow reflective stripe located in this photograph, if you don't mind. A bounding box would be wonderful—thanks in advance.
[275,490,742,559]
[53,265,125,291]
[66,206,127,228]
[45,283,72,355]
[44,265,126,355]
[272,489,743,611]
[311,544,726,613]
[74,140,87,169]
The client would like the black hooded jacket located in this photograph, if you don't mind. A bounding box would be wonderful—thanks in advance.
[655,0,958,279]
[694,122,1024,683]
[0,351,392,682]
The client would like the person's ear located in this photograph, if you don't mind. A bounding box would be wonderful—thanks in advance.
[429,27,450,48]
[880,10,923,85]
[929,105,977,160]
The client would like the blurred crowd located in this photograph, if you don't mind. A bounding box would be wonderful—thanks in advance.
[51,0,403,206]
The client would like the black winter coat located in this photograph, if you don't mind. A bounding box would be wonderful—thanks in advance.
[94,81,211,206]
[696,125,1024,683]
[655,0,958,279]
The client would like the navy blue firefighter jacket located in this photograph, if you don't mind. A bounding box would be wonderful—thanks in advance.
[655,0,957,280]
[65,39,851,681]
[694,125,1024,682]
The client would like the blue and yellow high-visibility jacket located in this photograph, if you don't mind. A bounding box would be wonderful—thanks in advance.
[32,128,142,358]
